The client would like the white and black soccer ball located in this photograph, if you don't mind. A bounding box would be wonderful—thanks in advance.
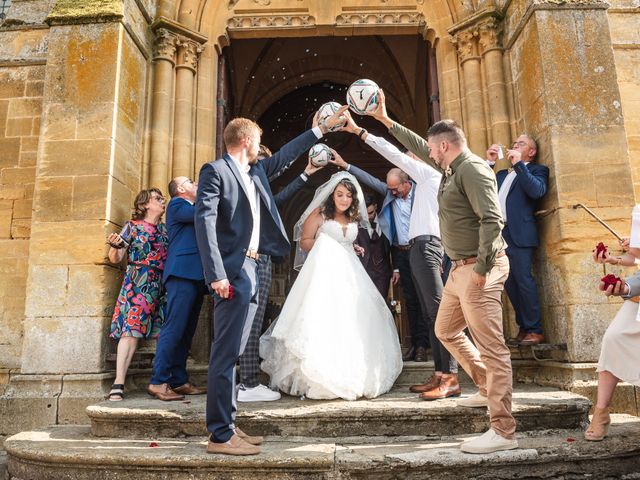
[316,101,346,132]
[308,143,333,168]
[346,79,379,115]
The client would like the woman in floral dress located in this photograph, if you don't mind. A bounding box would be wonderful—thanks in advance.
[106,188,168,401]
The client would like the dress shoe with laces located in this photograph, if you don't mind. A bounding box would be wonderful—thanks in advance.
[207,434,260,456]
[507,329,527,346]
[519,332,545,346]
[414,346,428,362]
[409,374,441,393]
[147,383,185,401]
[173,381,207,395]
[402,346,416,361]
[419,374,461,401]
[235,427,263,445]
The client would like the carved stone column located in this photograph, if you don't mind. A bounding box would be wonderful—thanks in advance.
[479,18,510,149]
[453,29,488,154]
[148,29,177,190]
[172,38,203,179]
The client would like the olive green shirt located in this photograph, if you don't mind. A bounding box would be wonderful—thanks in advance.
[390,122,505,276]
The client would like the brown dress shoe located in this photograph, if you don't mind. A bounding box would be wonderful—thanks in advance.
[173,381,207,395]
[419,375,461,401]
[207,434,260,456]
[507,329,527,346]
[147,383,185,401]
[235,427,263,445]
[519,332,545,345]
[402,346,416,361]
[409,374,442,393]
[414,346,428,362]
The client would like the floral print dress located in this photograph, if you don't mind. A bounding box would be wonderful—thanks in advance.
[110,220,168,340]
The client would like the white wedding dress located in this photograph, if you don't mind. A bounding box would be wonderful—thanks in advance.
[260,219,403,400]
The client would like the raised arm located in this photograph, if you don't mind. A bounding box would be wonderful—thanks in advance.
[170,199,196,224]
[274,158,325,207]
[328,150,387,196]
[512,162,548,200]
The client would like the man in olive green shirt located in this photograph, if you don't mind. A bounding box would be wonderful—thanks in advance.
[366,92,516,454]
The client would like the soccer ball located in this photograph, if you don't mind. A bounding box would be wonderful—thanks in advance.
[316,101,346,132]
[309,144,333,168]
[346,79,379,115]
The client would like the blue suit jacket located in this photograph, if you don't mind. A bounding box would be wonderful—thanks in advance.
[163,197,203,282]
[195,129,318,284]
[496,161,549,248]
[347,164,415,245]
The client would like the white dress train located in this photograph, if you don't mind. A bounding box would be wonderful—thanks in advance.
[260,220,403,400]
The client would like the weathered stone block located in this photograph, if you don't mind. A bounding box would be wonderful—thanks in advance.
[75,102,114,141]
[0,167,36,185]
[24,81,44,98]
[5,118,33,137]
[31,116,41,136]
[32,176,73,222]
[57,373,115,425]
[10,219,31,238]
[19,151,37,167]
[20,137,38,153]
[21,316,109,374]
[0,201,12,238]
[39,139,112,177]
[0,374,62,434]
[71,175,108,220]
[0,138,21,169]
[40,103,77,141]
[8,98,42,118]
[0,75,25,99]
[65,265,121,317]
[24,265,67,317]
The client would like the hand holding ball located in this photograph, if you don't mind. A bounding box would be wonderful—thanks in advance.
[347,79,380,115]
[317,102,346,132]
[309,144,333,167]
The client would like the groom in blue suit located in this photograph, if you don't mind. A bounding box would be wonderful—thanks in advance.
[195,110,346,455]
[489,135,549,346]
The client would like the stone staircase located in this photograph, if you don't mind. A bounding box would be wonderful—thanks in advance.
[4,363,640,479]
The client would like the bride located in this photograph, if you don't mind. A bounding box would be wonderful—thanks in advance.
[260,171,402,400]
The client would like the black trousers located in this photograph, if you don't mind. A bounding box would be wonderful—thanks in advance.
[409,236,457,374]
[393,248,426,348]
[206,257,258,443]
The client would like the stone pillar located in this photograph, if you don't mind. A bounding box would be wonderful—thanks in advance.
[172,38,202,179]
[148,28,177,190]
[479,18,510,148]
[453,29,488,154]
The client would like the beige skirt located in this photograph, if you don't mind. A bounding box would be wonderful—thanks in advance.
[597,300,640,386]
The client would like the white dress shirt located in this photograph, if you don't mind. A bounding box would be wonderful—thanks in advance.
[229,154,261,251]
[498,162,529,223]
[364,133,441,240]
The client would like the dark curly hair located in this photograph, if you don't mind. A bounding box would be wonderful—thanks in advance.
[132,188,164,220]
[321,179,361,223]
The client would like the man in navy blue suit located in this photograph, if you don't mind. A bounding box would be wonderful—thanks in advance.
[195,110,346,455]
[147,176,207,401]
[487,135,549,346]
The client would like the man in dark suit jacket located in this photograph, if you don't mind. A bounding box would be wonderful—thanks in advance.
[195,111,346,456]
[356,196,393,298]
[487,135,549,346]
[147,176,207,401]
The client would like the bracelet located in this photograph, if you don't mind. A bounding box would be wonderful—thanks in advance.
[358,128,368,140]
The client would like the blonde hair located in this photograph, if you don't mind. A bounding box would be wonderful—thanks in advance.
[223,118,262,149]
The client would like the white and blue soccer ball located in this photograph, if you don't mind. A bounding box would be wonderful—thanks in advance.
[316,101,346,131]
[309,143,333,167]
[346,79,379,115]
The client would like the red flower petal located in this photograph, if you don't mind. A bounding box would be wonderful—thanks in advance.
[566,437,576,442]
[149,442,158,447]
[595,242,608,256]
[601,274,622,289]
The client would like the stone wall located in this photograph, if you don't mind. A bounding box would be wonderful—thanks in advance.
[608,0,640,200]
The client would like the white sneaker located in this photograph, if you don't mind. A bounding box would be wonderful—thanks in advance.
[460,428,518,454]
[237,384,281,402]
[457,391,489,408]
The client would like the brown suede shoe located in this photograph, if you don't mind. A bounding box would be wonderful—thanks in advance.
[419,375,461,401]
[402,346,416,362]
[519,332,545,346]
[235,427,263,445]
[173,381,207,395]
[409,374,442,393]
[507,329,527,346]
[147,383,185,401]
[414,346,428,362]
[207,434,260,455]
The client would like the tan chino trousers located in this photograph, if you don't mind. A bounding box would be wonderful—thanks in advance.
[435,255,516,439]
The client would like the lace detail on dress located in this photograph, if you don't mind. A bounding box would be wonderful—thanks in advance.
[317,220,358,246]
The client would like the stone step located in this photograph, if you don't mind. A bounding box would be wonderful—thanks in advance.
[6,416,640,480]
[87,385,590,439]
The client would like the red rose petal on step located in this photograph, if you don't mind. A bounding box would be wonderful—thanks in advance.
[601,274,622,289]
[149,442,158,447]
[566,437,576,442]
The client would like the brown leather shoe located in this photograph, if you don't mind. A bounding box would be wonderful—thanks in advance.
[414,346,428,362]
[147,383,185,401]
[419,375,461,401]
[507,329,527,346]
[409,374,442,393]
[207,434,260,455]
[235,427,263,446]
[173,381,207,395]
[402,346,416,361]
[519,332,545,345]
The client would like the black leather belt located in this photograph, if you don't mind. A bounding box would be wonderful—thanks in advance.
[451,250,506,267]
[410,235,441,245]
[395,244,412,251]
